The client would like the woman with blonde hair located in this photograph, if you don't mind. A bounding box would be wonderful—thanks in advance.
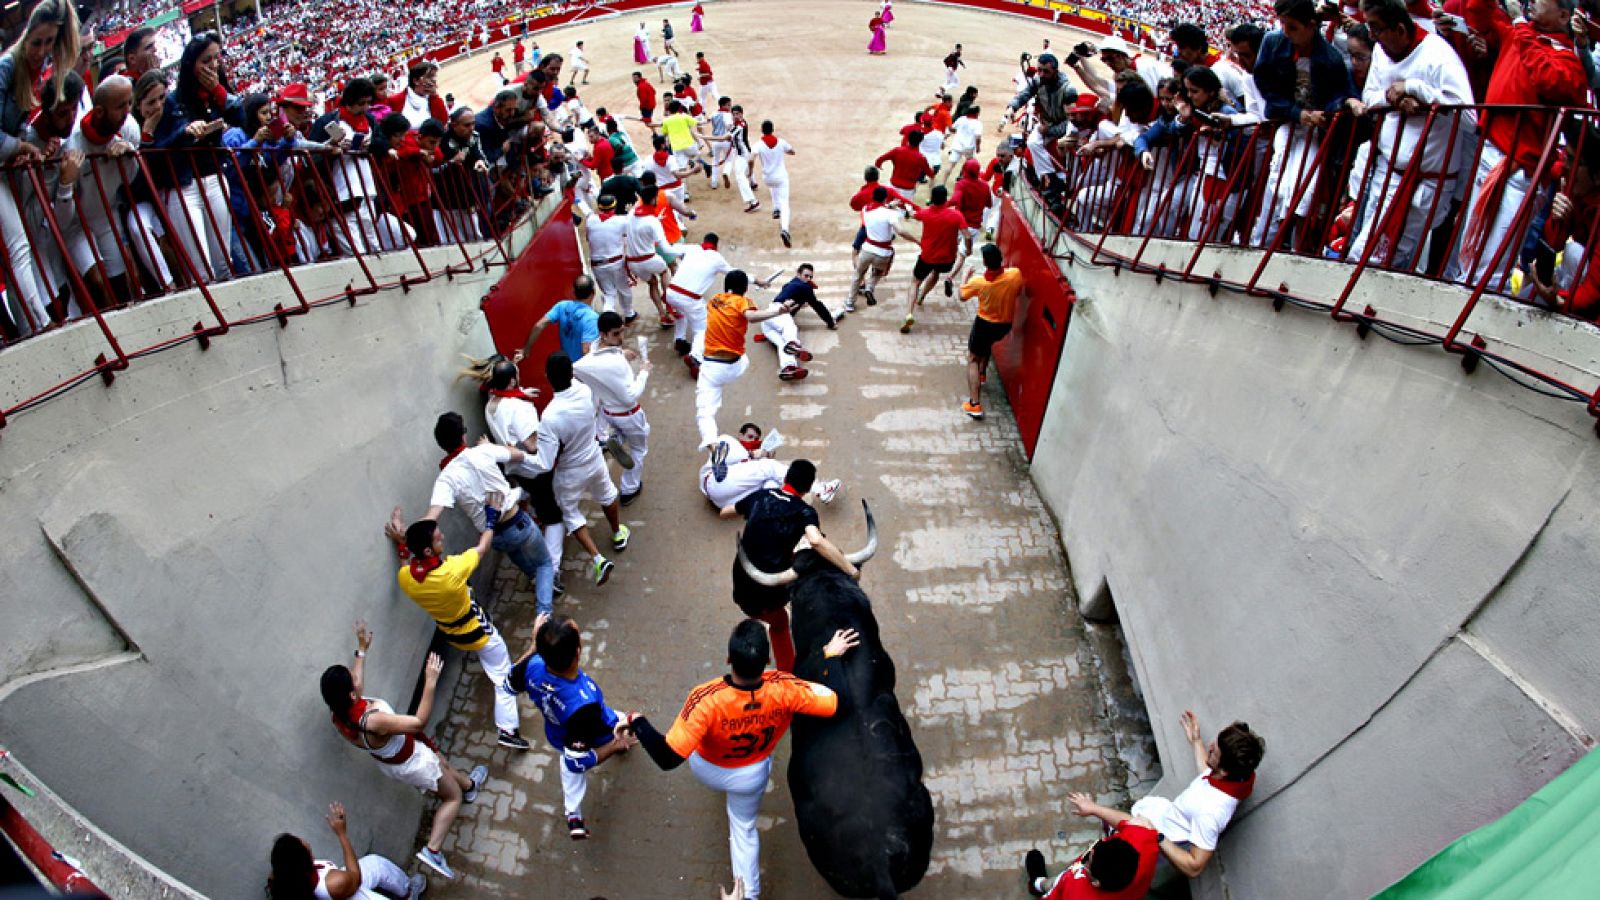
[0,0,79,336]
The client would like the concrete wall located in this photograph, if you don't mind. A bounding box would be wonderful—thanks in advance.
[1026,214,1600,898]
[0,198,557,898]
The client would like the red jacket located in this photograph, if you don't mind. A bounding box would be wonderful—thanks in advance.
[951,172,991,228]
[389,132,441,207]
[849,181,879,211]
[1465,0,1589,170]
[636,80,657,109]
[591,135,616,179]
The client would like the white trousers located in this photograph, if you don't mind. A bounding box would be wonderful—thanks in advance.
[690,752,771,900]
[767,176,790,231]
[561,758,588,817]
[0,179,50,333]
[668,291,707,348]
[721,151,756,204]
[542,521,565,580]
[696,355,749,448]
[126,201,174,290]
[702,457,787,508]
[1252,126,1320,246]
[166,174,235,283]
[328,853,412,900]
[1450,143,1536,291]
[601,407,650,494]
[554,455,620,532]
[1347,165,1447,273]
[594,261,635,316]
[759,313,799,369]
[1026,125,1061,180]
[476,630,520,734]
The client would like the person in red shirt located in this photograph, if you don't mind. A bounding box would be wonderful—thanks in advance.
[949,159,991,282]
[513,38,528,75]
[587,121,616,179]
[848,166,883,267]
[901,184,966,333]
[380,114,444,246]
[632,71,657,123]
[1023,795,1159,899]
[491,51,507,85]
[875,133,933,203]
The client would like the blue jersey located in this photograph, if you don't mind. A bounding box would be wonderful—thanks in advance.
[547,300,600,362]
[508,654,619,750]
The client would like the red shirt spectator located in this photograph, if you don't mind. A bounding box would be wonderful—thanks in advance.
[390,131,441,208]
[387,89,448,124]
[591,134,616,179]
[1464,0,1589,171]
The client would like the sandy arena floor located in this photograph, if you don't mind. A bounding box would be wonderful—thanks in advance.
[422,2,1149,897]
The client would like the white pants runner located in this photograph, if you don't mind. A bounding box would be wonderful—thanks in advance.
[561,756,588,817]
[668,289,707,349]
[690,752,771,900]
[696,355,749,448]
[767,176,791,231]
[593,261,634,317]
[554,454,620,532]
[759,313,800,370]
[601,406,650,494]
[476,630,520,734]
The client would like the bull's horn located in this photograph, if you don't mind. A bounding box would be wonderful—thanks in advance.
[844,500,878,566]
[736,534,799,587]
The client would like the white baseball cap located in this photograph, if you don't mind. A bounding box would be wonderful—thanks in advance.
[1099,35,1134,57]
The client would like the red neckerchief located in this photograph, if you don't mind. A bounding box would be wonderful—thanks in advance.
[701,241,717,250]
[439,443,466,469]
[79,111,115,146]
[598,210,615,221]
[739,437,762,452]
[339,106,371,133]
[331,697,367,742]
[489,388,538,402]
[781,484,802,497]
[653,150,670,167]
[409,552,445,581]
[761,134,778,148]
[983,268,1003,281]
[1205,772,1255,800]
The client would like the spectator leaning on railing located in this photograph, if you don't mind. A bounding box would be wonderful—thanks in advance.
[1449,0,1589,291]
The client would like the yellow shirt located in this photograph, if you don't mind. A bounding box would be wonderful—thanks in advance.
[396,550,490,651]
[959,267,1024,324]
[661,113,698,152]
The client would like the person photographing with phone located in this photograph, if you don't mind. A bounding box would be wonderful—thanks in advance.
[149,31,240,283]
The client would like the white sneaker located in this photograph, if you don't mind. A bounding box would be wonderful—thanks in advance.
[814,479,842,504]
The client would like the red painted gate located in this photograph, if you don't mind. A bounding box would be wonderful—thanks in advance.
[992,195,1075,458]
[479,195,586,399]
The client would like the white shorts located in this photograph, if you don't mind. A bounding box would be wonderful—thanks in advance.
[555,456,620,532]
[630,255,669,280]
[379,743,444,793]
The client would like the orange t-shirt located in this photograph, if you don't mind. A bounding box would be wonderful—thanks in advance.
[703,291,753,358]
[959,267,1024,323]
[664,671,839,768]
[638,200,682,245]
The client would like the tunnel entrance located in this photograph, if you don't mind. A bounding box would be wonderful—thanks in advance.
[1082,580,1163,799]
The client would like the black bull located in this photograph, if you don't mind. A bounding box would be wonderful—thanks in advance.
[739,503,934,898]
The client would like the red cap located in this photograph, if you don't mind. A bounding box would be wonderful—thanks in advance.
[276,83,313,108]
[1072,94,1100,112]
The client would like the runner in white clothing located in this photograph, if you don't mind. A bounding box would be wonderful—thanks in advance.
[847,190,917,310]
[268,802,426,900]
[573,310,652,503]
[586,196,636,320]
[704,101,758,210]
[625,188,684,328]
[752,120,796,247]
[568,41,590,87]
[665,234,733,374]
[701,422,844,512]
[944,107,984,184]
[642,146,695,217]
[655,52,683,84]
[471,360,570,594]
[524,353,632,586]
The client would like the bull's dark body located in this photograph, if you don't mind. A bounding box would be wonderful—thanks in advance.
[785,552,934,899]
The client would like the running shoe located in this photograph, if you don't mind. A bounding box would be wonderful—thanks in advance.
[772,209,781,220]
[900,315,915,334]
[623,312,640,326]
[781,230,792,248]
[497,730,531,750]
[568,814,589,840]
[612,524,631,552]
[620,486,642,506]
[744,201,760,213]
[658,316,674,330]
[709,440,730,481]
[553,578,566,597]
[944,277,954,297]
[593,556,615,585]
[674,337,692,356]
[863,288,878,306]
[962,400,984,420]
[783,341,813,362]
[1024,849,1048,896]
[814,479,842,504]
[464,765,488,803]
[604,434,635,470]
[415,848,455,880]
[407,873,427,898]
[778,365,809,381]
[844,299,857,313]
[684,355,700,379]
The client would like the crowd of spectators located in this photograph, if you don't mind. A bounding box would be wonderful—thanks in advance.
[1010,0,1600,322]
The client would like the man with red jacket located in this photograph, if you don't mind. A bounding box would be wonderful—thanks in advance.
[1452,0,1589,290]
[950,159,991,286]
[876,132,934,203]
[633,72,657,123]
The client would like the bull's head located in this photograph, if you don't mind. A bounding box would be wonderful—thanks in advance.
[737,500,878,587]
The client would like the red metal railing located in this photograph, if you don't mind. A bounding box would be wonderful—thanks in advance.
[0,139,553,428]
[1021,102,1600,432]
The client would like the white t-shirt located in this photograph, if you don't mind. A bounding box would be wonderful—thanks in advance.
[430,444,522,531]
[754,138,792,182]
[669,245,732,301]
[860,205,905,258]
[948,116,982,154]
[1141,770,1242,851]
[485,396,541,478]
[585,213,629,263]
